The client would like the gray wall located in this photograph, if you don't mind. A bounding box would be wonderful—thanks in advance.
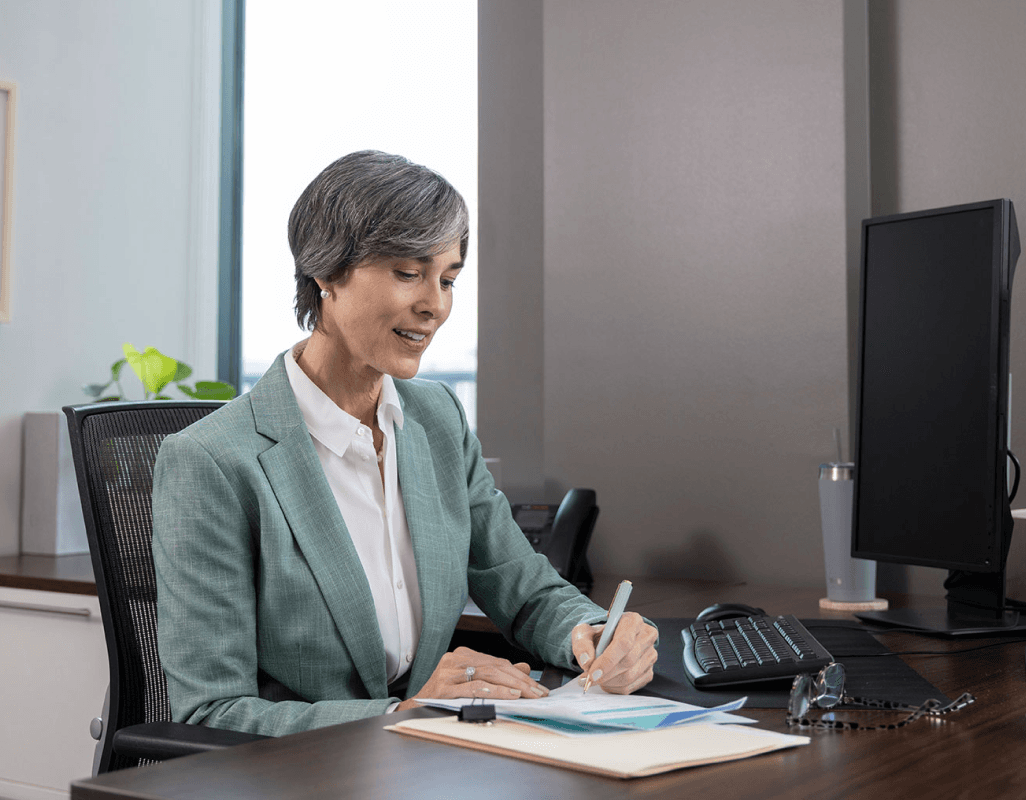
[481,0,853,588]
[0,0,221,554]
[477,0,547,503]
[544,0,852,587]
[480,0,1026,594]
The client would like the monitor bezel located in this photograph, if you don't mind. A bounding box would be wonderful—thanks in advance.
[850,198,1015,574]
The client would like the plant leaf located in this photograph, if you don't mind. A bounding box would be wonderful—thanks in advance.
[184,381,237,401]
[123,343,180,394]
[110,358,127,382]
[172,361,193,382]
[96,395,122,403]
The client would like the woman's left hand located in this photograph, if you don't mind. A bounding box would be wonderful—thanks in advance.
[571,612,658,694]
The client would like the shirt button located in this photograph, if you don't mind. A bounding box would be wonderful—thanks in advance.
[397,579,404,589]
[361,454,369,462]
[357,426,367,436]
[405,652,413,663]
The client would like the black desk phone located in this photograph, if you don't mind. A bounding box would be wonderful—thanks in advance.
[511,488,597,594]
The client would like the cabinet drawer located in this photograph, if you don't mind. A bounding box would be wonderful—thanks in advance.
[0,588,107,799]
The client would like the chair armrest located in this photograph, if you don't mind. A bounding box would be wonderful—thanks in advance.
[112,721,272,762]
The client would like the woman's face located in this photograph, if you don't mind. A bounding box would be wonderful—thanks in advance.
[316,241,463,381]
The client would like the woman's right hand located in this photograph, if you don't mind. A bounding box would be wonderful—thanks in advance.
[394,646,549,712]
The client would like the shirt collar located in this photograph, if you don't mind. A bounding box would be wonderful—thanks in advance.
[376,369,405,431]
[283,344,405,459]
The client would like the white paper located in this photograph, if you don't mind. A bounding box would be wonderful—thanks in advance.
[417,681,754,736]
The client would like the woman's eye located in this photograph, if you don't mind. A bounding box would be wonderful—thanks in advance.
[396,271,419,281]
[442,278,457,289]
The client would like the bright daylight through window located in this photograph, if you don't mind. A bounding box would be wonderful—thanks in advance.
[241,1,478,426]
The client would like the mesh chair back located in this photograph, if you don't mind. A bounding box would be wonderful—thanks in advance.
[64,402,224,773]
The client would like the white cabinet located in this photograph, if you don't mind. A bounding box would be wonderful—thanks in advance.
[0,587,107,800]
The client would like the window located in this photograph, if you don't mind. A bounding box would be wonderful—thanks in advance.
[239,0,479,426]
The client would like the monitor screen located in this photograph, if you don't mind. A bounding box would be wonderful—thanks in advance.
[851,199,1022,635]
[853,204,1004,571]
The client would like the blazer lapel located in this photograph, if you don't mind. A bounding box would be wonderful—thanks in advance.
[396,412,466,693]
[250,356,390,698]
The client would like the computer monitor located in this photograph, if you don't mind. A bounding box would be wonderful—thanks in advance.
[851,198,1023,636]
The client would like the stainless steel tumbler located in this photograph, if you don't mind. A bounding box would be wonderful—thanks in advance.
[819,462,876,603]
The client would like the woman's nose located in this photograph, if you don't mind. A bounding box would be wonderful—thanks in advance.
[415,282,446,318]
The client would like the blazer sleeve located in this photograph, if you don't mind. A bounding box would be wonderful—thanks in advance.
[153,431,397,736]
[437,384,609,668]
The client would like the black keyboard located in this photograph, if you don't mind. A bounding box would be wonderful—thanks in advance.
[682,614,834,688]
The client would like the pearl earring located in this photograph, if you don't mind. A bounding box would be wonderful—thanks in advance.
[320,289,329,299]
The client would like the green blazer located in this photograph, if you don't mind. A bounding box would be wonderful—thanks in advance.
[152,354,605,736]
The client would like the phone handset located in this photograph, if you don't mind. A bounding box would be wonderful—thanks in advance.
[511,488,598,594]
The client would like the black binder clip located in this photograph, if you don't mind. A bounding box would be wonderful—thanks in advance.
[457,698,496,724]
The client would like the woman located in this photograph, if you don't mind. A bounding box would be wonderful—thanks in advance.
[152,151,657,736]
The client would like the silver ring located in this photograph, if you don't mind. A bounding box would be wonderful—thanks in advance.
[464,666,476,682]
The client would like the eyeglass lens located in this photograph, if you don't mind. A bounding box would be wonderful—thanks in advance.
[788,673,812,719]
[814,663,845,708]
[789,662,845,719]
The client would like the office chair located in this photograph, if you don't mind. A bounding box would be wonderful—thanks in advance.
[63,401,270,774]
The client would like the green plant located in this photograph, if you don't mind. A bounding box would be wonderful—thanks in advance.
[83,343,237,402]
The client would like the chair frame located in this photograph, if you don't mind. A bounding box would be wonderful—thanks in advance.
[64,401,269,773]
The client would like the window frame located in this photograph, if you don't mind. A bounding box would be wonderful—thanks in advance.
[217,0,245,388]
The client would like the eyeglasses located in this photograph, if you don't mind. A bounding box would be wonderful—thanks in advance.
[786,662,975,731]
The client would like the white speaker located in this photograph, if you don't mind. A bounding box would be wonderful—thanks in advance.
[20,412,88,555]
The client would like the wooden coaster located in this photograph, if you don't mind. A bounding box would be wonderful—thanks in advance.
[819,597,889,612]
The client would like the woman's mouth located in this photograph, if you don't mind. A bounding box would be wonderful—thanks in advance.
[394,328,428,346]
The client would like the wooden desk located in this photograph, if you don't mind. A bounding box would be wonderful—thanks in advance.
[70,582,1026,800]
[0,553,96,595]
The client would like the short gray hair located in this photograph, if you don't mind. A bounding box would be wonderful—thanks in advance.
[288,150,470,331]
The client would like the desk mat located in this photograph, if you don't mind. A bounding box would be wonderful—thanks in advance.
[639,618,950,709]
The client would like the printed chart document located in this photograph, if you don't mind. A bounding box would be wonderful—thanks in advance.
[415,681,753,735]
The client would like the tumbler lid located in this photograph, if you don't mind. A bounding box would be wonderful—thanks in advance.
[819,462,854,481]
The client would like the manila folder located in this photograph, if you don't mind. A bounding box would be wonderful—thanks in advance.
[386,716,808,779]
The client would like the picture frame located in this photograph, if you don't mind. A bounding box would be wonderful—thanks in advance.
[0,80,16,323]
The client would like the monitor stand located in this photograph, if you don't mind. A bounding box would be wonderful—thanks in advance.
[855,606,1026,636]
[855,569,1026,637]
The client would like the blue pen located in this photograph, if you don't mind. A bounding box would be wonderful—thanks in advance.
[583,580,633,694]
